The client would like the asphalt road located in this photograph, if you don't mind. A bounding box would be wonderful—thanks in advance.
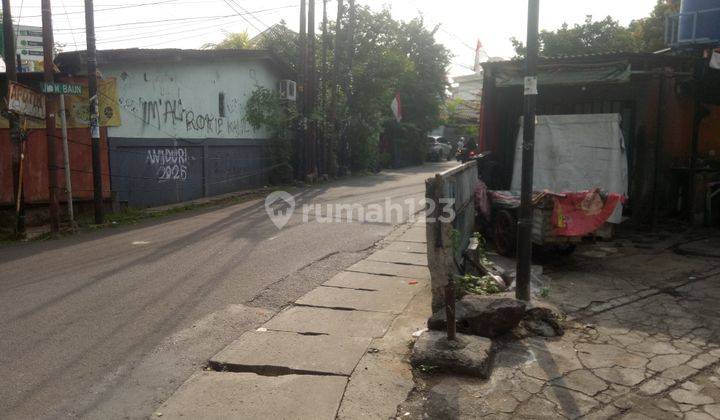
[0,162,456,420]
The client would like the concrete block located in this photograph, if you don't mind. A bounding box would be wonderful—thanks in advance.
[411,330,493,378]
[346,260,431,280]
[324,271,427,290]
[297,285,415,314]
[263,306,394,338]
[156,372,347,420]
[367,250,428,266]
[337,352,415,420]
[211,330,371,376]
[385,241,427,254]
[398,227,427,243]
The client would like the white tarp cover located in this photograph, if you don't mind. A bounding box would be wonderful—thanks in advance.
[511,114,628,223]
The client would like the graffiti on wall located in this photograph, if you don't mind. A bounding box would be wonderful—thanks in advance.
[146,148,189,182]
[120,96,256,138]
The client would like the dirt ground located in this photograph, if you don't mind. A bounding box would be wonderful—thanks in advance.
[398,224,720,419]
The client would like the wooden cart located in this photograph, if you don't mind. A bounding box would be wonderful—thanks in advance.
[489,192,582,257]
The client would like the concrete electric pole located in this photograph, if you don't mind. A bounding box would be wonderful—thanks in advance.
[42,0,60,234]
[85,0,104,224]
[516,0,540,302]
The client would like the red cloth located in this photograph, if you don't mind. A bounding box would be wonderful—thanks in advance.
[552,189,624,237]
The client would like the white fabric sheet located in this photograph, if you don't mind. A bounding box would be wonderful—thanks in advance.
[511,114,628,223]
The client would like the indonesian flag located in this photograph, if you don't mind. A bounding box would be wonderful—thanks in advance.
[391,92,402,123]
[474,39,483,72]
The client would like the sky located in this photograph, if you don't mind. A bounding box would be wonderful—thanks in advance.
[6,0,659,78]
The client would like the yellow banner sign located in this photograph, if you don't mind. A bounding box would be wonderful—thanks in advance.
[0,77,121,129]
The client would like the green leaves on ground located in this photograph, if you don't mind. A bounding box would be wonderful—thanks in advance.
[457,274,504,296]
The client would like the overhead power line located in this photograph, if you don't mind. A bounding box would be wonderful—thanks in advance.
[221,0,263,33]
[20,0,183,18]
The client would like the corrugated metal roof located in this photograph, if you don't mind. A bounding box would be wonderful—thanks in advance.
[481,51,693,69]
[55,48,293,77]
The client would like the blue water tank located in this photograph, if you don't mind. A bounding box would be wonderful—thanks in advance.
[678,0,720,44]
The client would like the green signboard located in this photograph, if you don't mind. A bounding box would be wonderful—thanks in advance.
[40,82,83,95]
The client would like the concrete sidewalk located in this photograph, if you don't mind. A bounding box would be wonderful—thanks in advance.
[152,220,431,419]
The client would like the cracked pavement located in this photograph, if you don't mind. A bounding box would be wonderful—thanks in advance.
[0,162,455,420]
[399,234,720,419]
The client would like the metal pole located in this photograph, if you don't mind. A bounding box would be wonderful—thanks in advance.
[340,0,355,175]
[445,277,456,341]
[329,0,343,176]
[516,0,539,302]
[42,0,60,234]
[85,0,104,224]
[2,0,25,236]
[59,94,74,228]
[307,0,316,175]
[319,0,328,175]
[651,73,665,229]
[298,0,307,179]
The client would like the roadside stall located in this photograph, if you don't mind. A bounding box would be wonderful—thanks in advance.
[476,114,627,256]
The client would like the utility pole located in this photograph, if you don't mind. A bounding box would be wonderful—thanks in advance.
[329,0,343,177]
[42,0,60,234]
[298,0,307,179]
[2,0,25,236]
[85,0,104,224]
[59,95,74,228]
[319,0,328,175]
[340,0,355,174]
[307,0,316,176]
[516,0,540,302]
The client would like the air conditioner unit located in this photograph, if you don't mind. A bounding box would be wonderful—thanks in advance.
[279,80,297,101]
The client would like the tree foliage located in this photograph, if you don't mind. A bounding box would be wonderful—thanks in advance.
[254,7,450,174]
[511,1,681,58]
[203,31,252,50]
[340,6,450,170]
[245,87,297,183]
[629,0,680,53]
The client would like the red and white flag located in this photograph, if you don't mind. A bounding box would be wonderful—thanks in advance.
[391,92,402,123]
[474,39,484,72]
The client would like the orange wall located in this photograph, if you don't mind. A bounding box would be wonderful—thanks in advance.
[0,127,111,205]
[698,105,720,157]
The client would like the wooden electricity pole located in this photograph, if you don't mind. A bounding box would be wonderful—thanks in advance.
[340,0,355,174]
[516,0,540,302]
[319,0,328,175]
[298,0,307,178]
[307,0,316,175]
[2,0,25,236]
[42,0,60,234]
[329,0,343,176]
[85,0,104,224]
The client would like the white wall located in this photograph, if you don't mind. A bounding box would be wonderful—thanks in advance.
[106,59,279,140]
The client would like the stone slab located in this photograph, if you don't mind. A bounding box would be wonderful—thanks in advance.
[397,227,427,243]
[156,372,347,420]
[263,305,394,338]
[337,352,415,420]
[324,270,427,290]
[676,237,720,258]
[385,241,427,254]
[297,285,416,314]
[211,330,371,376]
[346,260,431,280]
[367,250,428,266]
[411,330,493,378]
